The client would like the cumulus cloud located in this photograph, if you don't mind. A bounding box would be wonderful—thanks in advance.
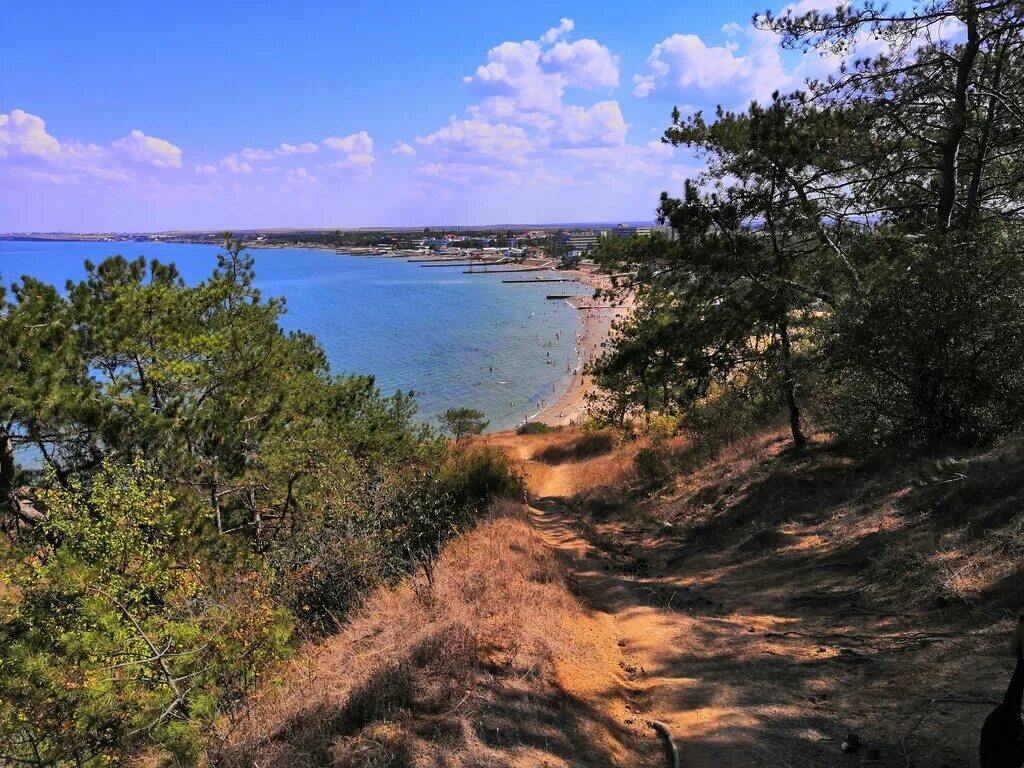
[541,18,574,45]
[277,141,318,155]
[550,101,627,148]
[239,147,275,161]
[285,166,318,185]
[541,39,619,89]
[194,164,218,175]
[112,129,183,168]
[418,119,534,164]
[390,142,416,156]
[632,28,790,103]
[410,21,690,193]
[462,21,620,124]
[220,155,253,174]
[323,131,373,154]
[0,109,188,189]
[0,109,62,159]
[210,130,374,182]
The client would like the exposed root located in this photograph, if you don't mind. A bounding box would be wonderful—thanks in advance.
[648,720,680,768]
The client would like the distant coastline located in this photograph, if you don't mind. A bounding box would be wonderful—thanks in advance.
[0,239,601,433]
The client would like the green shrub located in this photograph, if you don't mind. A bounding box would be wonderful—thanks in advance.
[516,421,558,435]
[267,521,385,635]
[638,413,682,441]
[0,462,291,766]
[633,444,675,488]
[437,445,524,509]
[816,232,1024,450]
[681,376,778,452]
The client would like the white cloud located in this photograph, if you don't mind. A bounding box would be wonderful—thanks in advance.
[541,18,574,45]
[323,131,374,154]
[277,141,319,155]
[0,109,188,188]
[550,101,627,148]
[463,24,620,124]
[239,147,275,161]
[417,119,534,164]
[194,164,218,175]
[390,142,416,156]
[416,161,524,188]
[285,166,318,185]
[0,109,62,159]
[721,21,743,36]
[632,29,789,103]
[112,129,183,168]
[541,39,619,89]
[220,155,253,174]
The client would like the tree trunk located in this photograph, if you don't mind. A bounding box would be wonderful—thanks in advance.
[937,3,980,229]
[965,35,1006,225]
[1,434,18,522]
[1,434,45,527]
[779,321,807,450]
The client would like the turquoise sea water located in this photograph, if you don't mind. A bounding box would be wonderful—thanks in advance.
[0,240,593,431]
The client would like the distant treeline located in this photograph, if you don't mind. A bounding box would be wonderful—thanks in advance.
[251,228,556,250]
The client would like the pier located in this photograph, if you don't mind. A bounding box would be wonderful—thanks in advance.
[462,266,549,274]
[421,261,501,268]
[502,277,575,283]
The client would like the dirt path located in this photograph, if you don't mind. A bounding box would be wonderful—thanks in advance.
[524,453,760,768]
[502,430,1009,768]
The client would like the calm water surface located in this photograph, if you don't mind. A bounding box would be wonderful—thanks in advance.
[0,240,593,431]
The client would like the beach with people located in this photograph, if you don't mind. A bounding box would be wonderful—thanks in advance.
[526,268,632,427]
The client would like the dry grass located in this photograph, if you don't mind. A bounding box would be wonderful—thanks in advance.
[214,500,634,768]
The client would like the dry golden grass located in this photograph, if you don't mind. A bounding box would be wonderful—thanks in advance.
[214,500,635,768]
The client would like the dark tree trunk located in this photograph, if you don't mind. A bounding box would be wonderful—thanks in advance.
[779,321,807,450]
[965,37,1006,225]
[937,3,980,229]
[1,433,45,527]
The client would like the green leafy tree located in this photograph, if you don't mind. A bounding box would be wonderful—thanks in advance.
[438,407,489,443]
[0,461,290,765]
[597,95,852,448]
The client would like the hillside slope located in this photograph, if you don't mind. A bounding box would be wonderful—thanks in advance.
[219,426,1024,767]
[217,500,644,767]
[493,426,1024,767]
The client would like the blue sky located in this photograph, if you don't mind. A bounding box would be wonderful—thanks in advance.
[2,0,852,231]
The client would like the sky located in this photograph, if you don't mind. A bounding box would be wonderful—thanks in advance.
[1,0,858,232]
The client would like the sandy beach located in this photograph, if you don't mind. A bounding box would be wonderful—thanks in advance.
[526,268,632,427]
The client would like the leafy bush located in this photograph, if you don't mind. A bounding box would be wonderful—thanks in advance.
[267,520,385,635]
[681,377,780,452]
[816,232,1024,450]
[637,413,682,441]
[269,447,523,635]
[437,445,524,509]
[633,444,674,488]
[516,421,558,435]
[0,462,290,766]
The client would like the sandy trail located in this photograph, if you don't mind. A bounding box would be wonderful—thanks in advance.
[521,452,758,768]
[498,430,1008,768]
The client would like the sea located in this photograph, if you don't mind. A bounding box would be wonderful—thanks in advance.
[0,240,593,432]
